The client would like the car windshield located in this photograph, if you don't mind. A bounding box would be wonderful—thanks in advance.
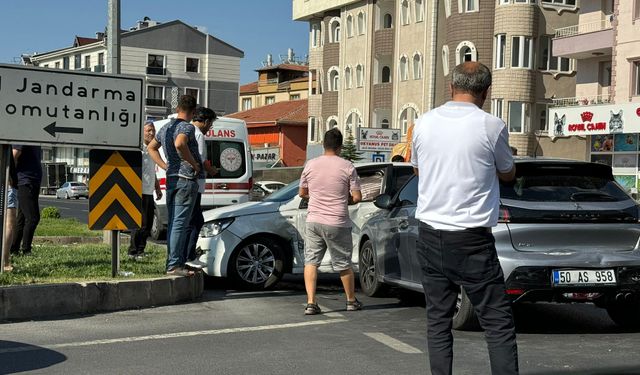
[263,179,300,202]
[265,183,284,190]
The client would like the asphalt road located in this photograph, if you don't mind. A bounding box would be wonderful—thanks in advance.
[2,275,640,375]
[39,195,88,224]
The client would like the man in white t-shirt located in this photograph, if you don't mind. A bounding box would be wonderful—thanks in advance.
[411,62,518,375]
[186,107,218,265]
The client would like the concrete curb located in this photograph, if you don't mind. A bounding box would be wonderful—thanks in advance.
[0,273,204,321]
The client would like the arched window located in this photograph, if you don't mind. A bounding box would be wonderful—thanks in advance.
[384,14,393,29]
[399,106,419,135]
[356,64,364,87]
[401,0,410,25]
[346,14,353,37]
[455,41,477,65]
[329,18,341,43]
[311,24,320,48]
[399,56,408,81]
[328,68,340,91]
[382,66,391,83]
[442,45,450,76]
[461,47,473,62]
[357,12,365,35]
[415,0,424,22]
[328,117,338,129]
[346,111,362,132]
[413,53,422,79]
[381,119,390,129]
[345,66,352,89]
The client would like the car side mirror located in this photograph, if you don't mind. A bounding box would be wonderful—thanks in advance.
[374,194,393,209]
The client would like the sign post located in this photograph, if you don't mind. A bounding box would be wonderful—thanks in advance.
[0,145,9,274]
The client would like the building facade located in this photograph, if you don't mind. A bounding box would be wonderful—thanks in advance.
[22,18,243,182]
[550,0,640,195]
[293,0,584,161]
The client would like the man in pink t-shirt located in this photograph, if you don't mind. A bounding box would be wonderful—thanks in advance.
[299,128,363,315]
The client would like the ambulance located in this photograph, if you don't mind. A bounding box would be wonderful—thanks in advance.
[150,115,253,240]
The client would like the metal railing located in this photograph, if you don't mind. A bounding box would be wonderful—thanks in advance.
[146,66,167,75]
[551,93,611,107]
[555,17,613,38]
[145,98,166,107]
[259,78,279,86]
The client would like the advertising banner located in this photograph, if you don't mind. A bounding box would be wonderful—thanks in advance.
[358,127,401,152]
[549,102,640,137]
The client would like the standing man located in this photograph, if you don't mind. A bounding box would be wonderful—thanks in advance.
[11,144,42,256]
[2,156,18,272]
[411,62,518,375]
[186,107,218,264]
[299,128,363,315]
[148,95,201,276]
[128,121,162,259]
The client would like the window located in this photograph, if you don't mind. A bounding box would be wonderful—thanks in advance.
[401,0,410,25]
[242,98,252,111]
[356,65,364,87]
[186,58,199,73]
[464,0,478,12]
[347,15,354,37]
[146,85,164,106]
[492,98,504,120]
[185,88,199,103]
[265,96,276,105]
[346,112,362,132]
[98,53,104,66]
[330,18,341,43]
[635,0,640,20]
[328,118,338,129]
[538,36,572,73]
[43,64,49,68]
[413,53,423,79]
[537,104,548,132]
[84,55,90,69]
[290,94,301,100]
[55,61,60,69]
[147,54,165,75]
[382,66,391,83]
[442,46,450,76]
[415,0,424,22]
[381,119,390,129]
[357,12,366,34]
[633,60,640,96]
[541,0,576,6]
[399,56,408,81]
[508,101,529,133]
[495,34,506,69]
[400,107,418,135]
[74,54,81,69]
[397,176,418,206]
[456,41,477,65]
[511,36,533,69]
[311,24,320,48]
[309,117,322,142]
[384,13,393,28]
[329,68,340,91]
[63,56,70,70]
[444,0,451,17]
[345,67,352,89]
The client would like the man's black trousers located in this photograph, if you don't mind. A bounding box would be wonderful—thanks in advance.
[11,183,41,254]
[128,194,155,255]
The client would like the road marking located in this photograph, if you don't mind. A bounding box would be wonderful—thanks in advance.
[0,319,347,354]
[364,332,423,354]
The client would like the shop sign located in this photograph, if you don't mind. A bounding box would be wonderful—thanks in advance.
[358,127,400,152]
[549,102,640,137]
[251,147,279,163]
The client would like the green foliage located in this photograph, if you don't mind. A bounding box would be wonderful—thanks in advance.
[41,206,61,219]
[35,218,101,237]
[341,127,364,163]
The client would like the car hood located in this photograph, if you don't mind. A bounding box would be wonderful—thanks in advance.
[202,201,281,222]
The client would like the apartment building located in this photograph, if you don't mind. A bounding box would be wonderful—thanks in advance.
[22,17,243,182]
[293,0,583,161]
[550,0,640,194]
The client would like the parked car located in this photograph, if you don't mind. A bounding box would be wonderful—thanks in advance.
[194,163,415,289]
[358,159,640,330]
[250,180,286,201]
[56,182,89,199]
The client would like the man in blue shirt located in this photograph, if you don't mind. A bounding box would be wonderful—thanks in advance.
[11,145,42,256]
[148,95,202,276]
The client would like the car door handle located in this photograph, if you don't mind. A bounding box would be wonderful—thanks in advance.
[216,183,229,190]
[399,220,409,230]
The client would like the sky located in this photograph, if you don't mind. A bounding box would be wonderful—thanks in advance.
[0,0,308,84]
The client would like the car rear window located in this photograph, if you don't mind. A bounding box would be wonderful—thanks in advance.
[500,162,630,202]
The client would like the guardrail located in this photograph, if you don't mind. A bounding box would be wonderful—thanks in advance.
[555,17,613,38]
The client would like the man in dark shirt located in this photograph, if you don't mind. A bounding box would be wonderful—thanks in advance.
[11,145,43,255]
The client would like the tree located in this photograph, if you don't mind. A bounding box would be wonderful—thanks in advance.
[341,127,364,162]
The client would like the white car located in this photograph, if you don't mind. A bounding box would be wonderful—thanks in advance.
[56,182,88,199]
[194,163,415,289]
[250,180,286,200]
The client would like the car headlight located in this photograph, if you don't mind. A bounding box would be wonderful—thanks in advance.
[200,218,235,238]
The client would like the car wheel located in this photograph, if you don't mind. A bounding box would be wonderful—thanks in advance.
[150,208,166,241]
[358,239,387,297]
[606,299,640,329]
[229,238,284,290]
[74,196,79,200]
[453,288,480,331]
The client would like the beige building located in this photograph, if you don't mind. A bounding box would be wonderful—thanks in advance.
[551,0,640,193]
[293,0,585,160]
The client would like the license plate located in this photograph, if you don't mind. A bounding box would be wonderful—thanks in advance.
[552,269,616,286]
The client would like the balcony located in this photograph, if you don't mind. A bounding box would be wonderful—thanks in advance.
[145,98,166,107]
[146,66,166,75]
[551,93,611,108]
[553,18,613,59]
[93,65,105,73]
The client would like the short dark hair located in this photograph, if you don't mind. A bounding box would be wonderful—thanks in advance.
[177,95,197,113]
[323,128,343,151]
[451,62,492,96]
[193,107,217,123]
[391,155,405,162]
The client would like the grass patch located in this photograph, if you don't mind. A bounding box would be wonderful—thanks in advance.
[0,242,167,286]
[34,218,102,237]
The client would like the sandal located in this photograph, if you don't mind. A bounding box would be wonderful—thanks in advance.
[304,303,322,315]
[346,299,363,311]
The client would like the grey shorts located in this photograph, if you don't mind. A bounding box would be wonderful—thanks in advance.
[7,187,17,209]
[304,222,353,271]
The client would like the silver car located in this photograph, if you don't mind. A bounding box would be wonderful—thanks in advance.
[56,181,89,199]
[358,159,640,330]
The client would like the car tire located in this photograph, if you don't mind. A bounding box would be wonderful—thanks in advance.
[453,288,481,331]
[358,239,388,297]
[150,208,166,241]
[606,300,640,329]
[75,196,79,200]
[228,238,285,290]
